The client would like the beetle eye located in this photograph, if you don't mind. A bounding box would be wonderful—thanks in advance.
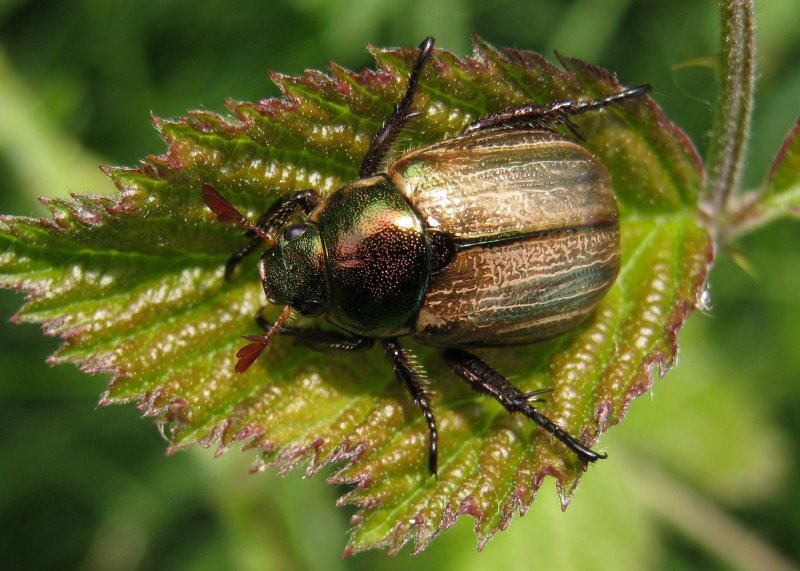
[283,224,307,241]
[295,300,324,317]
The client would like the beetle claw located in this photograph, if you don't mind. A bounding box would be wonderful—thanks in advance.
[522,388,551,403]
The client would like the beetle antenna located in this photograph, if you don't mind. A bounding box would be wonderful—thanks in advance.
[234,304,292,373]
[202,184,277,248]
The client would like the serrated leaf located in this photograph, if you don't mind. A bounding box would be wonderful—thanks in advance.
[0,39,711,553]
[765,117,800,213]
[724,117,800,240]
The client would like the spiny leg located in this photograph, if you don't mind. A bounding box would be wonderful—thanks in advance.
[382,338,439,475]
[442,348,605,463]
[256,310,374,353]
[359,37,435,177]
[221,188,320,280]
[463,84,651,134]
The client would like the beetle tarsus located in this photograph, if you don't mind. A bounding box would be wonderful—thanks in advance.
[462,83,652,134]
[443,348,605,464]
[359,37,435,178]
[382,338,439,476]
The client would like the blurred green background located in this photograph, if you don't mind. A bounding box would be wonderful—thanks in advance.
[1,1,799,569]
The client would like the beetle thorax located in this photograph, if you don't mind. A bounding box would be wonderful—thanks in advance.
[312,175,431,338]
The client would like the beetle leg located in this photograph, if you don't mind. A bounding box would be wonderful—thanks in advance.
[359,37,435,177]
[462,84,652,134]
[224,236,266,280]
[382,338,439,476]
[255,310,374,353]
[223,189,320,280]
[442,348,606,464]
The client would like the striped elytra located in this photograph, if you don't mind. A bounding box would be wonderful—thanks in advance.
[387,129,620,346]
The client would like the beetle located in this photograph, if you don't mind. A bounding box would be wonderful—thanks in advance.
[202,37,650,475]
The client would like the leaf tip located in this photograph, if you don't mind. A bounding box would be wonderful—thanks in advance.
[767,116,800,185]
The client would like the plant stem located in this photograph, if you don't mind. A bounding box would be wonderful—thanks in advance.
[703,0,756,224]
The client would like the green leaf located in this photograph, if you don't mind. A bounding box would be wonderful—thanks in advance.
[0,39,711,554]
[764,117,800,213]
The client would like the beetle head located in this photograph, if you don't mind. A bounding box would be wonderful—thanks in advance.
[259,222,328,318]
[202,183,332,372]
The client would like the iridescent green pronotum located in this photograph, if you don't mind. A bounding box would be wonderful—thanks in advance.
[202,37,651,475]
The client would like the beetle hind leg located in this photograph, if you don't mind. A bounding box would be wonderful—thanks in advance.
[442,348,605,464]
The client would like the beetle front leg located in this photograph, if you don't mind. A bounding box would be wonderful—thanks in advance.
[223,189,320,280]
[382,338,439,476]
[255,310,374,353]
[442,348,606,464]
[359,37,435,177]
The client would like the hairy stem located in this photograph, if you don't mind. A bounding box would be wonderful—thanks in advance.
[703,0,756,223]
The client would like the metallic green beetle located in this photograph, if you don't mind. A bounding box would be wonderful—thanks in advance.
[203,37,650,474]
